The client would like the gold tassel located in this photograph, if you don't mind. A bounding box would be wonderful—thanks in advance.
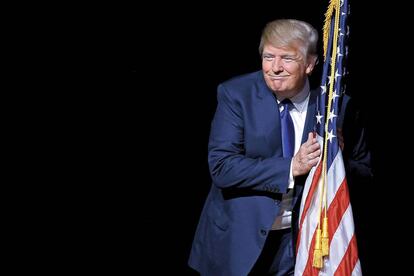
[313,229,323,268]
[321,217,329,256]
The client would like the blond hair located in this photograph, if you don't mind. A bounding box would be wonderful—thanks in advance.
[259,19,318,60]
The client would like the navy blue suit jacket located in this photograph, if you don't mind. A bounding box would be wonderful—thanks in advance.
[188,71,371,276]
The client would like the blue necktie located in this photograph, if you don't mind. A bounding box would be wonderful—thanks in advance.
[280,99,295,157]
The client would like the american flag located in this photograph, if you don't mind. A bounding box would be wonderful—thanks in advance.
[294,0,362,275]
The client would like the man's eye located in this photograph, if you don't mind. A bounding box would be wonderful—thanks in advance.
[263,56,274,61]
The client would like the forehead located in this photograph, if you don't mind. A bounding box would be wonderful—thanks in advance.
[262,44,300,55]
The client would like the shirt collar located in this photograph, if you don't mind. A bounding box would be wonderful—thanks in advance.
[277,79,310,113]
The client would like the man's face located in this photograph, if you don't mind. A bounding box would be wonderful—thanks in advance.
[262,44,315,98]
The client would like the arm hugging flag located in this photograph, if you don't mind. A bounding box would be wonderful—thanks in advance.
[294,0,362,275]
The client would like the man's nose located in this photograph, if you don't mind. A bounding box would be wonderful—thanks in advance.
[272,58,283,72]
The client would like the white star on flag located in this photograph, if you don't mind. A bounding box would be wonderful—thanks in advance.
[316,111,323,124]
[327,129,336,143]
[328,110,337,122]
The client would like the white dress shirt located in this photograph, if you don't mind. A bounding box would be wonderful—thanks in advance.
[272,79,310,230]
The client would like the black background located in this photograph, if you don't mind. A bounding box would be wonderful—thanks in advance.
[101,1,409,275]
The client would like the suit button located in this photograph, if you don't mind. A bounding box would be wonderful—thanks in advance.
[260,229,267,236]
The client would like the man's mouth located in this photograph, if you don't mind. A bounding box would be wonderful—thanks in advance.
[268,75,289,79]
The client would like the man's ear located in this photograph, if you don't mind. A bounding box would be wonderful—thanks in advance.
[305,55,318,75]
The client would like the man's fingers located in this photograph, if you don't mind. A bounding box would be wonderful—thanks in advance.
[309,149,321,159]
[304,141,320,154]
[309,142,320,151]
[305,132,318,146]
[307,157,319,166]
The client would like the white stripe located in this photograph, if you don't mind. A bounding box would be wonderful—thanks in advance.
[322,152,359,276]
[326,150,346,207]
[298,135,324,215]
[327,152,360,275]
[352,260,362,276]
[319,204,355,275]
[295,135,326,275]
[295,174,324,275]
[295,146,360,275]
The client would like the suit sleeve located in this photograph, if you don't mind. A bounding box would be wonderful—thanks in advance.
[207,84,290,192]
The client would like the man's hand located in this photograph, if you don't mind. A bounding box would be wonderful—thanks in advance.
[292,132,321,177]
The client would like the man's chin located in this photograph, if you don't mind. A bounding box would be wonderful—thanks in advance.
[270,83,286,92]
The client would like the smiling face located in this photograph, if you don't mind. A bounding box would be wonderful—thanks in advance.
[262,43,316,98]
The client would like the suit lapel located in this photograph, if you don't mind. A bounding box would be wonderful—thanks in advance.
[255,73,283,155]
[301,88,318,144]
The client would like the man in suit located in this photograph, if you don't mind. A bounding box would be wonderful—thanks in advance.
[188,19,371,276]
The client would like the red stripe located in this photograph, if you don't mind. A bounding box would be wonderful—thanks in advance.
[334,235,359,276]
[302,228,322,276]
[301,171,357,275]
[296,162,323,253]
[327,178,350,242]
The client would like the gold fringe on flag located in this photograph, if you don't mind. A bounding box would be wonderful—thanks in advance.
[313,228,323,268]
[321,217,329,256]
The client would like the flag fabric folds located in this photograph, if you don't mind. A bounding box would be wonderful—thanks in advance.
[294,0,362,275]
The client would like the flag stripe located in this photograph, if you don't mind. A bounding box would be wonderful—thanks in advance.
[334,235,359,276]
[327,173,350,243]
[296,159,323,253]
[295,143,361,275]
[323,204,355,274]
[326,150,346,207]
[302,229,321,276]
[352,260,362,276]
[295,137,325,275]
[301,157,348,275]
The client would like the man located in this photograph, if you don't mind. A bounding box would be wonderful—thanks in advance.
[188,19,371,276]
